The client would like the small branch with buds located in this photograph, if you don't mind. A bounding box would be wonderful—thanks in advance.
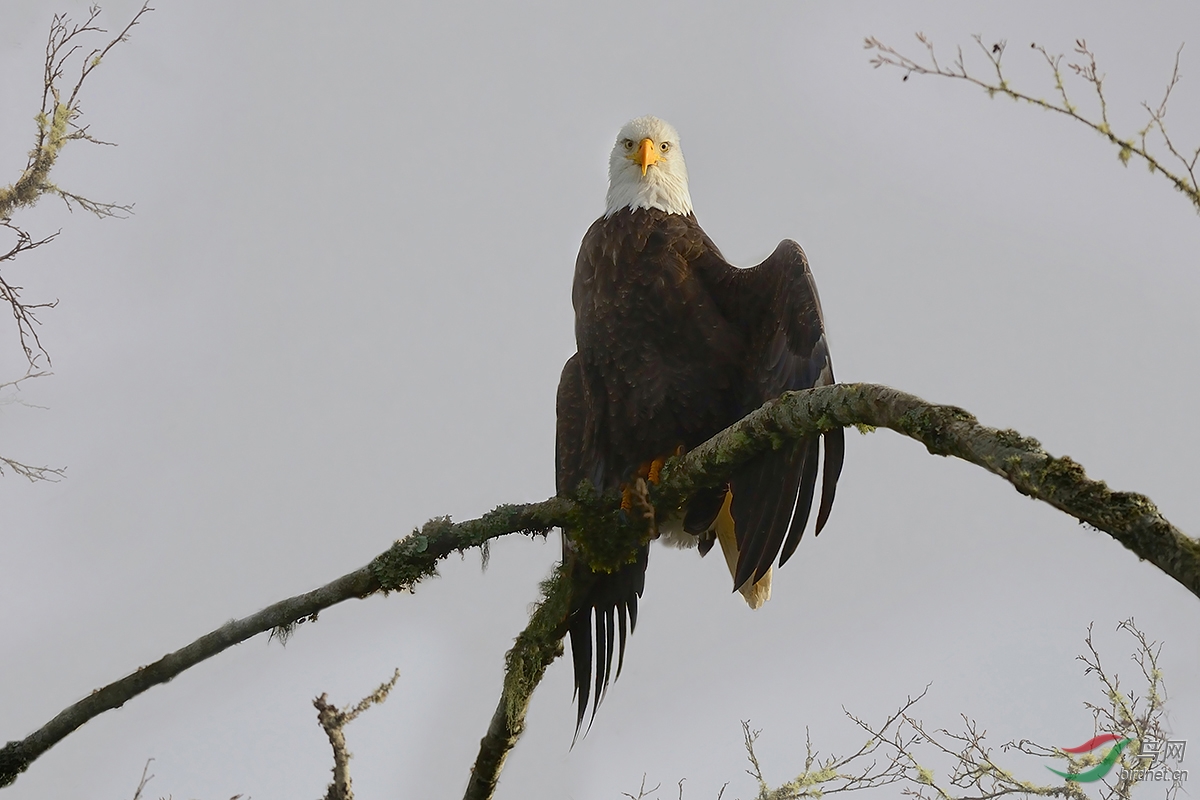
[865,33,1200,213]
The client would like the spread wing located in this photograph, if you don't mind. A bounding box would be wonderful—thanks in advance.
[693,239,845,590]
[555,353,645,736]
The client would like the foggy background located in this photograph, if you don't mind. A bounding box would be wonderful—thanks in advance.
[1,2,1198,798]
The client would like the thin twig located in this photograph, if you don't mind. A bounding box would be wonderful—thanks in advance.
[0,221,59,365]
[865,34,1200,212]
[742,621,1170,799]
[0,368,63,481]
[129,759,153,800]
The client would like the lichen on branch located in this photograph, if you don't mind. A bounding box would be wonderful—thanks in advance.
[313,669,402,800]
[0,3,152,221]
[0,3,152,370]
[463,567,571,800]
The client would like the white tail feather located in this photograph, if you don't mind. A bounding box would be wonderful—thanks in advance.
[713,490,772,609]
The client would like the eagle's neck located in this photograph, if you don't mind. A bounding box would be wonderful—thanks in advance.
[604,167,693,218]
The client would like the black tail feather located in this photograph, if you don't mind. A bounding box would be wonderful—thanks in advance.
[568,608,592,735]
[615,602,629,680]
[601,606,616,700]
[566,542,648,738]
[588,610,608,730]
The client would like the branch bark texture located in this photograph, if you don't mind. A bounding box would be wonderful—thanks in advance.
[659,383,1199,596]
[0,499,572,787]
[2,384,1196,790]
[314,669,401,800]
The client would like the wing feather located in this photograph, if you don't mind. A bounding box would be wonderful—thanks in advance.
[779,435,820,567]
[694,239,844,590]
[815,426,844,534]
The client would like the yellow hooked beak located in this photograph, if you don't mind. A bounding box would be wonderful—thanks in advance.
[633,137,659,176]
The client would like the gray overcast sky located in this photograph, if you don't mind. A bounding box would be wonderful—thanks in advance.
[2,2,1198,798]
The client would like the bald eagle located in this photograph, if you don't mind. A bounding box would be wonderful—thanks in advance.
[556,116,843,730]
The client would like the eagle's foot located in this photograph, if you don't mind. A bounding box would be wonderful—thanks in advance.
[620,485,633,513]
[638,445,683,487]
[630,477,656,528]
[647,456,665,485]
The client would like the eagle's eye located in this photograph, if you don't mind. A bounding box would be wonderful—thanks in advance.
[660,142,671,152]
[622,139,634,150]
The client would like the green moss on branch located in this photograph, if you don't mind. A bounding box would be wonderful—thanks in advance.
[464,566,570,800]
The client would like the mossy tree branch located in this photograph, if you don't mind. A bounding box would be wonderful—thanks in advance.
[0,499,573,788]
[463,566,571,800]
[2,384,1197,791]
[0,4,151,368]
[1,3,153,482]
[0,3,151,222]
[662,383,1199,598]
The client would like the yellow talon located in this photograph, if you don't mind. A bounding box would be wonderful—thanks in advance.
[647,457,665,485]
[620,485,633,512]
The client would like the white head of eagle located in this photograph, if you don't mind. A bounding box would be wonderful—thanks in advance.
[604,115,694,218]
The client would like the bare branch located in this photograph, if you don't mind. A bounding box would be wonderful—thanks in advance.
[2,384,1197,788]
[748,620,1172,800]
[0,368,52,407]
[621,774,663,800]
[0,368,62,480]
[314,669,401,800]
[0,454,66,483]
[0,221,59,365]
[129,759,153,800]
[865,34,1200,213]
[52,187,134,219]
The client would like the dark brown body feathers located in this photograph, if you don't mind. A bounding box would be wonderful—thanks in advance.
[556,207,844,732]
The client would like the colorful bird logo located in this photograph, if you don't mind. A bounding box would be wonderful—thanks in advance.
[1047,734,1132,782]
